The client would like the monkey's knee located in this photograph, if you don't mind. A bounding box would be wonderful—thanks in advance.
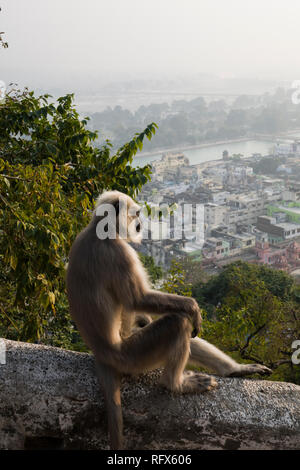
[172,314,193,337]
[150,313,192,337]
[163,314,193,358]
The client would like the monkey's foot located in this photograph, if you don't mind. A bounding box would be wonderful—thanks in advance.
[179,371,218,394]
[228,363,272,377]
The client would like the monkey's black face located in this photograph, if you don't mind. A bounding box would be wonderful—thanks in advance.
[95,192,144,242]
[127,216,143,243]
[112,199,143,243]
[127,205,143,243]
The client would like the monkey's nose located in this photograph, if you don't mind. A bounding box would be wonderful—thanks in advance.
[136,223,141,232]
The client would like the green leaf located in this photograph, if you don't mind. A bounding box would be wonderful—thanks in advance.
[10,253,18,270]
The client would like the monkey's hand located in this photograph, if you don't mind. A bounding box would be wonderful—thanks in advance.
[184,298,202,338]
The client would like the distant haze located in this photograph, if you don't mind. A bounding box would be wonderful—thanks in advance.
[1,0,299,93]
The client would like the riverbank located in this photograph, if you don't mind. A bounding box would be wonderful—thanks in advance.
[135,128,300,159]
[133,139,275,168]
[136,137,251,158]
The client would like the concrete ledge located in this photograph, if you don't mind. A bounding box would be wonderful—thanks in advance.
[0,339,299,450]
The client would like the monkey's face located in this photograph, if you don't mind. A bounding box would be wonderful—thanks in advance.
[95,191,144,243]
[124,201,143,244]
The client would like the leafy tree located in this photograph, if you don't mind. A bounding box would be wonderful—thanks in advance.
[252,104,289,133]
[226,109,248,127]
[162,259,192,297]
[251,156,286,175]
[187,261,300,384]
[179,256,208,286]
[0,87,158,345]
[139,254,163,284]
[194,261,295,309]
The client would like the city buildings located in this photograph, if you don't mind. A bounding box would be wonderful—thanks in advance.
[138,147,300,274]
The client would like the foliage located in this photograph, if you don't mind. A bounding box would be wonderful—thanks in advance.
[194,261,296,309]
[162,259,192,297]
[0,87,158,344]
[139,253,163,284]
[0,88,157,198]
[179,256,208,286]
[88,88,300,153]
[185,261,299,384]
[250,155,286,175]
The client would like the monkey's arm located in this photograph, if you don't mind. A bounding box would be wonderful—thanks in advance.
[134,290,197,315]
[189,337,272,377]
[134,290,201,335]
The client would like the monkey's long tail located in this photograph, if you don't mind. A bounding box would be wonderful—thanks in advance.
[95,362,123,450]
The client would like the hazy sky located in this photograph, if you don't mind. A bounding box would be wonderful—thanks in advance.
[1,0,300,90]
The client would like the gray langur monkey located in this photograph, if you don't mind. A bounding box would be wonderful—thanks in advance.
[66,190,271,450]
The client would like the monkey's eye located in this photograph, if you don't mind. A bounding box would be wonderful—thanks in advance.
[136,210,140,217]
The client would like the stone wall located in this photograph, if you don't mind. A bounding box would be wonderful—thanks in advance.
[0,339,299,450]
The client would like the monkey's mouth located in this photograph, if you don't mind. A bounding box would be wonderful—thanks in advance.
[136,223,141,233]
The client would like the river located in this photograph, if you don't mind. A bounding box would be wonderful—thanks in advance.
[133,139,275,168]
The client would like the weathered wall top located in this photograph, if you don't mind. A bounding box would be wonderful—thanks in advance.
[0,339,299,450]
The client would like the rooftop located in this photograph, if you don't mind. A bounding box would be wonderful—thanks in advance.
[277,205,300,215]
[276,222,300,230]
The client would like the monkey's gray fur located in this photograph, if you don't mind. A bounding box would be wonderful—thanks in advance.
[66,190,271,449]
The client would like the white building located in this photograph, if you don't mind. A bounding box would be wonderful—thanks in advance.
[204,203,227,233]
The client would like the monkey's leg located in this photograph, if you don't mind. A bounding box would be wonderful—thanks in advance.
[189,337,272,377]
[120,314,217,394]
[130,313,153,335]
[95,362,123,450]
